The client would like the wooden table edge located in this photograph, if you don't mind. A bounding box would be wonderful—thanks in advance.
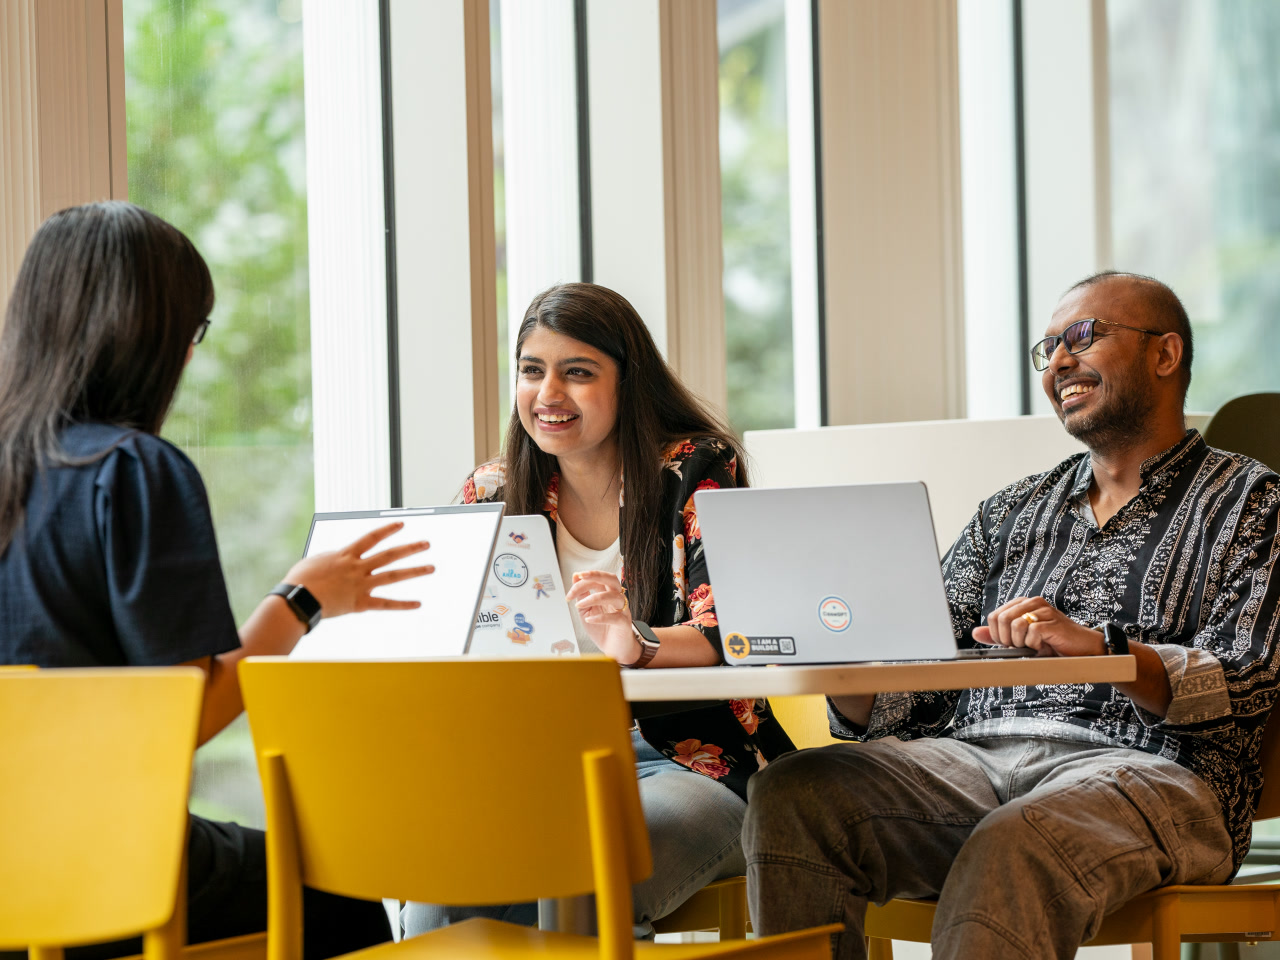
[620,654,1137,701]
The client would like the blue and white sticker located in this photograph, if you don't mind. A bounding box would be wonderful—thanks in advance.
[493,553,529,587]
[818,596,852,633]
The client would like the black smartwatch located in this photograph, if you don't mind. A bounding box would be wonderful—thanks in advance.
[627,620,661,669]
[270,582,322,633]
[1099,621,1130,656]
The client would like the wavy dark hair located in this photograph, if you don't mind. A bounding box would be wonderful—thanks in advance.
[0,201,213,553]
[498,282,747,624]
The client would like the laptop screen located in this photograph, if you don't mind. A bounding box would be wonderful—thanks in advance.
[290,503,503,660]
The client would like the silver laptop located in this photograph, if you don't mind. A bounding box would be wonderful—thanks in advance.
[466,514,578,657]
[290,503,504,660]
[694,482,1029,665]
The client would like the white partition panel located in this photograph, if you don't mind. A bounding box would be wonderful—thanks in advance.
[746,415,1209,553]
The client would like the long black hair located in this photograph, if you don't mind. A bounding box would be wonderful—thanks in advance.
[499,282,747,624]
[0,201,213,553]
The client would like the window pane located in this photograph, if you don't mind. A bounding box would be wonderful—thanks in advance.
[492,0,509,442]
[493,0,582,445]
[719,0,796,433]
[1109,0,1280,412]
[125,0,312,828]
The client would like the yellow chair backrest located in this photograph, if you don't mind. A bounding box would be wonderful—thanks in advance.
[238,657,651,907]
[771,694,843,749]
[0,667,204,952]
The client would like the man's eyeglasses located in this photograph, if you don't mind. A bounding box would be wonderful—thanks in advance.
[1030,318,1161,372]
[192,319,211,346]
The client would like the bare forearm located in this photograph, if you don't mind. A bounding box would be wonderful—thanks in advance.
[648,625,723,668]
[1113,640,1172,718]
[186,595,305,745]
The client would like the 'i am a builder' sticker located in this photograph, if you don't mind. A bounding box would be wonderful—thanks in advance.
[726,634,797,658]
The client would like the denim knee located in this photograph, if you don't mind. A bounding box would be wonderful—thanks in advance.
[744,747,864,861]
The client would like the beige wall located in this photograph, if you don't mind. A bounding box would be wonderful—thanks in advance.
[0,0,126,318]
[818,0,966,427]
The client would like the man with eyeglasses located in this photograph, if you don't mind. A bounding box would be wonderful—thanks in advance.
[743,271,1280,960]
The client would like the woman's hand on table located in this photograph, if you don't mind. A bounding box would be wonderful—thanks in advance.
[285,521,434,619]
[565,570,642,665]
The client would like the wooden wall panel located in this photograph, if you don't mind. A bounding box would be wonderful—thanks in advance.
[659,0,727,414]
[1,0,125,320]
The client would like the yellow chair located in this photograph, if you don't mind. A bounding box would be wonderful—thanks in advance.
[865,706,1280,959]
[237,657,840,960]
[650,695,842,941]
[0,666,204,960]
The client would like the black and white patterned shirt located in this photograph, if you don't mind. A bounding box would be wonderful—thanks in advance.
[832,430,1280,868]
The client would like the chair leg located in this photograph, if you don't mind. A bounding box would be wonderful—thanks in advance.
[866,936,895,960]
[1150,894,1180,960]
[717,883,748,940]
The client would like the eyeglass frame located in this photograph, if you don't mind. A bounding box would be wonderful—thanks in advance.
[1029,317,1164,372]
[192,319,211,345]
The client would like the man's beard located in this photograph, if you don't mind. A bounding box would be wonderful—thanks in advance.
[1059,358,1155,456]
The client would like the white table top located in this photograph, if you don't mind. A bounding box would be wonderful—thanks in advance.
[620,655,1136,701]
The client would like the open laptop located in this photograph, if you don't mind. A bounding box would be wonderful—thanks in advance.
[466,514,578,657]
[290,503,504,660]
[694,482,1032,665]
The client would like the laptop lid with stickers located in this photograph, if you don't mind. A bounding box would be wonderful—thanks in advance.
[465,514,578,657]
[290,503,503,660]
[694,482,959,665]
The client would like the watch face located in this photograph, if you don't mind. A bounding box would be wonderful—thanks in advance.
[632,621,660,646]
[289,584,322,621]
[1103,623,1128,655]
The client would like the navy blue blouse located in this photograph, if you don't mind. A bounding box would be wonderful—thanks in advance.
[0,423,239,668]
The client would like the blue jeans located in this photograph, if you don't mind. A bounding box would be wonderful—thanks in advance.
[402,730,747,938]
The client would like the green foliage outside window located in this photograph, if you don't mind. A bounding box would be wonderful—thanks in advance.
[125,0,313,827]
[720,4,796,434]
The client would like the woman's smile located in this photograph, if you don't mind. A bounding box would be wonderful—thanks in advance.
[533,407,581,432]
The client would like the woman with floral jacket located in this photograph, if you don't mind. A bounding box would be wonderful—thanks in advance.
[403,282,793,938]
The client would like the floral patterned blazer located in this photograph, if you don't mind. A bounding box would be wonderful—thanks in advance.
[463,437,795,800]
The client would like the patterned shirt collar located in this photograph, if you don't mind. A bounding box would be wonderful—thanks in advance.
[1068,429,1205,502]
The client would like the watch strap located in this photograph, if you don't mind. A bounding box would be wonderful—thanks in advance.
[270,582,322,633]
[627,620,661,669]
[1100,621,1130,656]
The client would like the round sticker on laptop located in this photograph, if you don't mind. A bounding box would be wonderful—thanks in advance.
[725,633,751,660]
[818,596,851,633]
[493,553,529,588]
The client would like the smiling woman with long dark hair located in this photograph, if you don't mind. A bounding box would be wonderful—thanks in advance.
[0,202,432,958]
[404,282,795,938]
